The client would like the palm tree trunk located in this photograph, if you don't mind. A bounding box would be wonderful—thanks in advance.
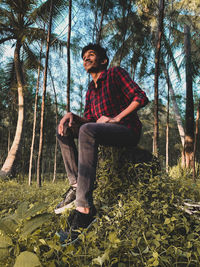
[183,24,194,169]
[0,41,24,176]
[28,41,43,186]
[66,0,72,112]
[153,0,165,156]
[37,0,54,187]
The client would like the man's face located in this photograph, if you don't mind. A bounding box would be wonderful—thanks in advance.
[82,49,101,73]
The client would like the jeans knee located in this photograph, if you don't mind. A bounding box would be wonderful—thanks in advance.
[79,123,95,139]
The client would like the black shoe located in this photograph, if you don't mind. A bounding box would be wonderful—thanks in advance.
[57,207,97,244]
[54,187,76,214]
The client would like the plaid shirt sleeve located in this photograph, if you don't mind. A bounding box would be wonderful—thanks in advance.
[83,89,95,121]
[114,67,149,108]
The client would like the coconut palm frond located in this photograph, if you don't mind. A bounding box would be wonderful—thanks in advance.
[31,0,67,25]
[50,35,67,54]
[22,44,42,70]
[4,58,17,90]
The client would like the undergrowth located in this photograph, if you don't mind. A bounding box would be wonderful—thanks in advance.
[0,160,200,266]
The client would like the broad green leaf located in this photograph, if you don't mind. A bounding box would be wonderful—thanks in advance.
[153,251,159,259]
[0,235,13,248]
[20,213,51,238]
[15,202,29,220]
[142,246,149,254]
[0,218,18,234]
[108,232,120,244]
[0,247,9,259]
[14,251,41,267]
[171,216,177,222]
[92,250,109,266]
[23,203,49,219]
[152,259,159,266]
[164,218,170,225]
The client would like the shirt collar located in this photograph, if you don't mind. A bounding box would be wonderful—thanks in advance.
[89,69,108,89]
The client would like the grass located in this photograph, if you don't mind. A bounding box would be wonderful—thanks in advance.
[0,165,200,266]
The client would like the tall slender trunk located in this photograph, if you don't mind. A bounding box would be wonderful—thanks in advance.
[37,0,54,187]
[163,65,185,147]
[193,99,200,180]
[93,0,98,42]
[166,67,169,173]
[96,0,106,44]
[66,0,72,112]
[183,25,194,169]
[153,0,165,156]
[119,0,131,65]
[7,130,10,152]
[0,41,24,176]
[49,69,58,183]
[28,41,43,185]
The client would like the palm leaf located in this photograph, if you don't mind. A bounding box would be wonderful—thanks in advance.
[0,234,13,248]
[14,251,41,267]
[20,213,52,238]
[23,44,42,70]
[0,218,18,234]
[22,202,49,219]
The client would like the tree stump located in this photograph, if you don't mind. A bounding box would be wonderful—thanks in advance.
[96,145,160,183]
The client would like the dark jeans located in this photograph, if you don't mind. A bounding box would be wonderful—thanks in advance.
[57,122,140,208]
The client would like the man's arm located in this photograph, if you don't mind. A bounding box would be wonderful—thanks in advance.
[58,112,89,136]
[96,101,140,124]
[109,100,140,123]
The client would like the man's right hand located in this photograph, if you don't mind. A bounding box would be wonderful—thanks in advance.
[58,112,74,136]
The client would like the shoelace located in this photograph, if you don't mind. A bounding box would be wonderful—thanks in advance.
[62,186,76,198]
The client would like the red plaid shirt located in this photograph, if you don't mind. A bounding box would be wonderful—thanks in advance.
[84,66,149,135]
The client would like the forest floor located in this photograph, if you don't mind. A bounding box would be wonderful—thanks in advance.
[1,169,200,266]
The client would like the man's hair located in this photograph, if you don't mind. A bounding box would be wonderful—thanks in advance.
[81,43,109,68]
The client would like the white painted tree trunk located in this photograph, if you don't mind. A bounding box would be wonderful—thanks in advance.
[0,43,24,176]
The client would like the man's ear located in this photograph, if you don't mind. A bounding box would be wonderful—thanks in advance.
[101,58,108,66]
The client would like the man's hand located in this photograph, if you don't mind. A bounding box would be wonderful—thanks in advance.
[108,116,121,124]
[58,112,74,136]
[96,116,111,123]
[96,115,121,124]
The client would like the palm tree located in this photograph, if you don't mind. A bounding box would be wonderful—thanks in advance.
[0,0,67,177]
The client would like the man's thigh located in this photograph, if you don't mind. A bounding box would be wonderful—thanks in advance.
[79,122,139,147]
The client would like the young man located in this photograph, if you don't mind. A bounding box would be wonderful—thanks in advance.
[56,43,149,242]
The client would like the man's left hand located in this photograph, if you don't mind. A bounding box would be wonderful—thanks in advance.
[96,116,121,124]
[96,116,111,123]
[108,117,120,124]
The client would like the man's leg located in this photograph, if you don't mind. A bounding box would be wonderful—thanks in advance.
[55,125,79,214]
[57,126,78,186]
[57,122,140,243]
[76,122,140,209]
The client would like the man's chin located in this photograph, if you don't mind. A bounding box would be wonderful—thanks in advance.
[86,65,102,73]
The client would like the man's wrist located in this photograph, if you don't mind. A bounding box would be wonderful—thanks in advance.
[114,115,122,122]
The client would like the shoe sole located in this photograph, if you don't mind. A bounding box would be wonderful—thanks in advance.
[54,201,75,214]
[56,218,97,246]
